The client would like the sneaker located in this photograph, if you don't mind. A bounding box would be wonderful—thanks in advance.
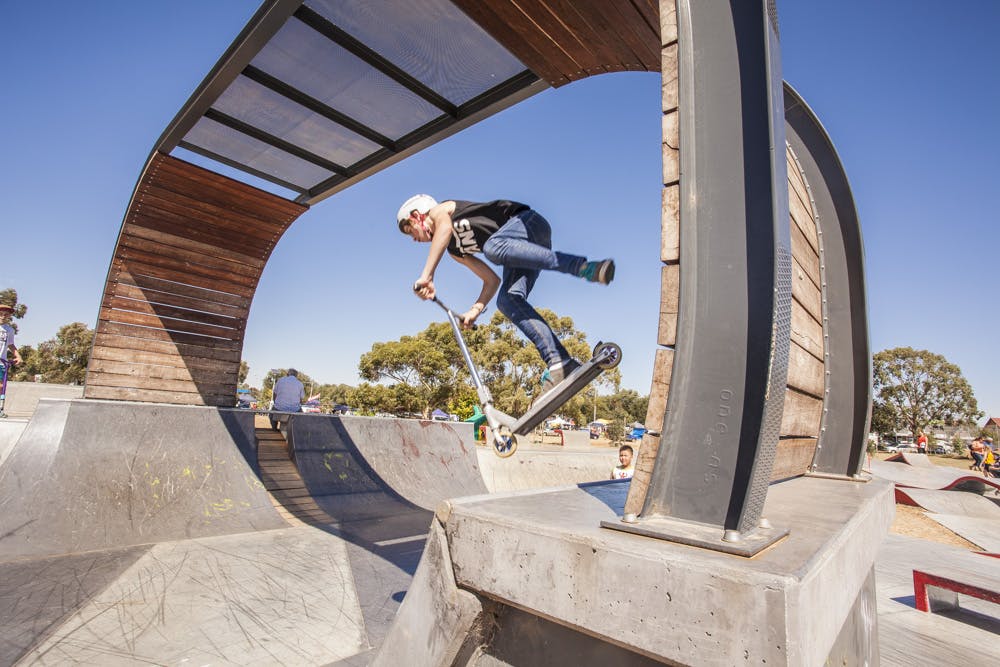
[540,359,582,394]
[579,259,615,284]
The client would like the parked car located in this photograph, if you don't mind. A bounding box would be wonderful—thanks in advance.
[930,444,949,455]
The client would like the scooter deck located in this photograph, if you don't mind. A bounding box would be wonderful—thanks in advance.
[512,360,606,436]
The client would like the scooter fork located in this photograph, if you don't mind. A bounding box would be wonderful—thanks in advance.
[433,297,518,457]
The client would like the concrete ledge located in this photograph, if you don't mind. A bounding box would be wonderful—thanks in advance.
[371,519,484,667]
[437,475,893,666]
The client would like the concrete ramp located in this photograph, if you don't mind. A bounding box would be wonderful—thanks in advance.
[288,414,487,514]
[0,403,624,665]
[869,458,1000,493]
[894,487,1000,518]
[884,451,935,466]
[0,418,27,466]
[478,448,618,491]
[0,399,286,561]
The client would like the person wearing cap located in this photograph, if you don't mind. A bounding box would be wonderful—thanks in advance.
[0,304,23,419]
[397,195,614,394]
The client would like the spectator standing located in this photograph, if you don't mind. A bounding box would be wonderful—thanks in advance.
[969,437,986,471]
[0,304,23,419]
[611,444,635,480]
[915,431,928,454]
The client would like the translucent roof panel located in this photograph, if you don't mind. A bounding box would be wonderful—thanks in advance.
[160,0,541,203]
[212,75,382,168]
[183,116,336,191]
[305,0,526,106]
[251,16,442,140]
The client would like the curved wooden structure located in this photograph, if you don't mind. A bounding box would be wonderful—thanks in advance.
[84,0,869,541]
[85,154,306,405]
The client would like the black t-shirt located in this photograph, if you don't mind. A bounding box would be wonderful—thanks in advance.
[446,199,530,257]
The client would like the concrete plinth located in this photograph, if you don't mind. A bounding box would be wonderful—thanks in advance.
[375,475,893,666]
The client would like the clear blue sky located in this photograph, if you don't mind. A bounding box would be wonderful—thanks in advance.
[2,1,998,421]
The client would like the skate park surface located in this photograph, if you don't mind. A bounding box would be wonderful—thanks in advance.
[0,399,998,665]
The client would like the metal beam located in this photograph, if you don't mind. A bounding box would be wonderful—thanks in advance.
[783,83,871,479]
[603,0,791,556]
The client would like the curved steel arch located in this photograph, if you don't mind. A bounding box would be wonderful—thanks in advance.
[783,83,871,479]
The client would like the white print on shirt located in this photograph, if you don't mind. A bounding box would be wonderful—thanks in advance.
[452,218,480,255]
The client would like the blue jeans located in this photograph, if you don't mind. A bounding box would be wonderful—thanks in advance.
[482,210,586,366]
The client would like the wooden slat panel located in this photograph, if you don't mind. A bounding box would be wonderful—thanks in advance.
[780,388,823,438]
[644,347,674,430]
[86,369,234,395]
[786,147,813,222]
[115,244,257,289]
[87,154,308,407]
[119,234,260,280]
[102,295,242,331]
[448,1,583,85]
[789,185,819,255]
[152,154,305,221]
[137,188,282,243]
[624,432,660,516]
[601,0,661,67]
[123,224,265,270]
[98,307,239,340]
[111,257,255,298]
[113,272,248,309]
[91,342,238,373]
[791,299,824,362]
[84,384,223,406]
[88,359,235,384]
[95,321,242,356]
[771,438,818,481]
[630,0,660,36]
[450,0,659,86]
[657,263,679,346]
[129,207,273,258]
[791,221,821,289]
[110,282,246,320]
[792,256,823,323]
[543,0,638,73]
[787,338,825,398]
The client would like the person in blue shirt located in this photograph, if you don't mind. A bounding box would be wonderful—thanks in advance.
[269,369,318,430]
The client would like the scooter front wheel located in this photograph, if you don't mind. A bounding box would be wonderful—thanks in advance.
[593,342,623,370]
[492,430,518,458]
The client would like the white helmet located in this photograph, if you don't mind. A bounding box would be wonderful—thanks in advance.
[396,194,437,231]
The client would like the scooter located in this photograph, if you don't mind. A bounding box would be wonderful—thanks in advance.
[430,297,621,457]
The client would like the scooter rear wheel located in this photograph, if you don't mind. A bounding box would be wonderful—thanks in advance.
[492,430,518,458]
[593,342,623,370]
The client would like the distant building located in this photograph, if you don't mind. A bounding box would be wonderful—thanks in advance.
[983,417,1000,439]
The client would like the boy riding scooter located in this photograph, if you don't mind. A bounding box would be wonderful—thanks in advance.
[398,196,620,454]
